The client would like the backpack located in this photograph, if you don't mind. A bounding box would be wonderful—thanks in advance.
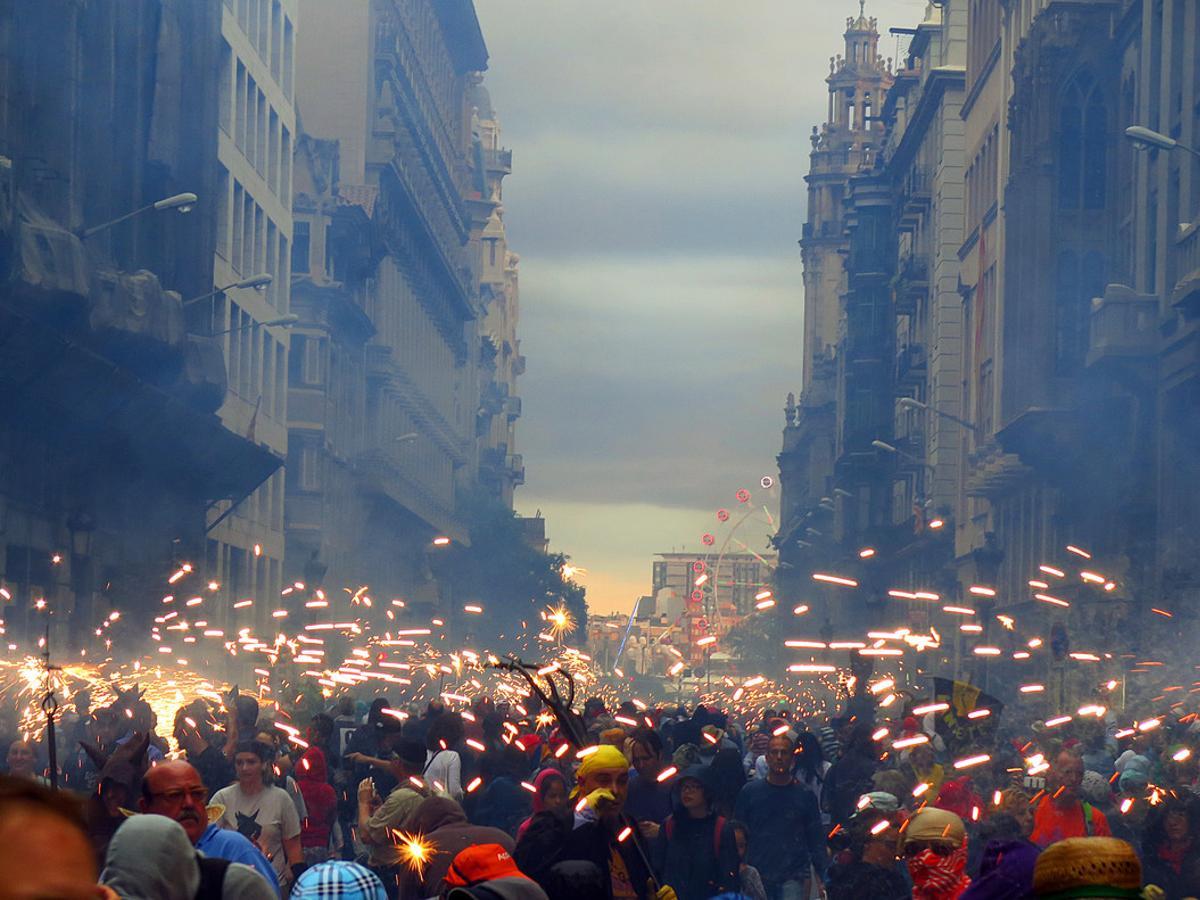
[195,855,232,900]
[664,814,726,856]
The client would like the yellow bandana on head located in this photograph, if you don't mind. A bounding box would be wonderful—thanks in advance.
[571,744,630,797]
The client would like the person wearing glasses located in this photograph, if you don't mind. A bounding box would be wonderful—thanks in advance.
[140,759,280,896]
[899,806,971,900]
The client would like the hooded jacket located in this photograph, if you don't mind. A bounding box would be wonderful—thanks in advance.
[294,746,338,849]
[517,769,568,840]
[398,796,515,899]
[101,815,276,900]
[651,766,739,900]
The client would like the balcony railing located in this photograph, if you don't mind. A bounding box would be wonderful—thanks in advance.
[483,148,512,174]
[1086,283,1157,369]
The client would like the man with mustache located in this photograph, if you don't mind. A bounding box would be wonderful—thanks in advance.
[139,760,280,896]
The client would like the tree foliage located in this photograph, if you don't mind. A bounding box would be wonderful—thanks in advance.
[449,498,587,653]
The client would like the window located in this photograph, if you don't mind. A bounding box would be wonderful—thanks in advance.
[235,62,247,149]
[324,224,334,277]
[216,166,231,260]
[232,182,244,271]
[283,17,294,100]
[269,109,280,194]
[270,0,282,82]
[266,219,278,306]
[281,126,292,205]
[219,41,233,135]
[274,340,286,420]
[300,446,321,491]
[303,336,325,386]
[1058,72,1108,210]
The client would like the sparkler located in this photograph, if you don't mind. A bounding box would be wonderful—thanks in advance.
[395,831,435,876]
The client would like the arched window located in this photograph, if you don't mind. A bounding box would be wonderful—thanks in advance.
[1058,72,1108,210]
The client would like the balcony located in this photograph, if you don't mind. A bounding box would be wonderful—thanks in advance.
[1086,283,1157,380]
[894,254,928,314]
[898,170,932,231]
[483,147,512,175]
[504,396,522,420]
[506,453,525,485]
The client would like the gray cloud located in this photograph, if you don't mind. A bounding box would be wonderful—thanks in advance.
[473,0,929,608]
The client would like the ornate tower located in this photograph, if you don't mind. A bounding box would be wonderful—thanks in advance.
[799,5,892,393]
[776,5,892,639]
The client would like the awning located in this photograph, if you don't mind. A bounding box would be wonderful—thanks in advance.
[0,302,280,501]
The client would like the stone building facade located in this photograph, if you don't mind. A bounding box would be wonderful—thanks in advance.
[779,0,1200,694]
[776,11,892,631]
[470,82,525,509]
[286,0,495,612]
[205,0,298,631]
[0,1,278,649]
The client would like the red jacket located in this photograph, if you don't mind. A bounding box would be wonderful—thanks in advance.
[295,746,338,849]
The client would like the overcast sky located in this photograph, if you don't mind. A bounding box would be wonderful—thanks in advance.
[473,1,925,616]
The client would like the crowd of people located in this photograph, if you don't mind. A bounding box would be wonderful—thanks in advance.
[2,681,1199,899]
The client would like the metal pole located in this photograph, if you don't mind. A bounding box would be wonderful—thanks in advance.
[41,624,60,790]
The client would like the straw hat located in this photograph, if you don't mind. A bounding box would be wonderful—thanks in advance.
[1032,837,1142,899]
[901,806,966,849]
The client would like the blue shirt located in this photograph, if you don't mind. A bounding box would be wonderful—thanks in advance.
[197,823,281,895]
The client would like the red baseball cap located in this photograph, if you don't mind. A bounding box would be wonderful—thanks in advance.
[446,844,528,888]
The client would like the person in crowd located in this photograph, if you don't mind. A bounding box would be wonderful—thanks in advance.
[793,731,830,799]
[627,728,673,830]
[734,733,827,900]
[518,743,661,900]
[291,861,389,900]
[902,742,946,798]
[517,768,569,840]
[1140,796,1200,897]
[253,727,308,822]
[357,738,430,893]
[1030,750,1111,847]
[0,774,117,899]
[397,796,517,900]
[822,722,879,827]
[1030,836,1141,898]
[467,751,532,836]
[825,811,908,900]
[294,745,339,865]
[344,700,401,798]
[425,711,466,800]
[101,814,276,900]
[5,738,46,783]
[707,748,747,819]
[651,766,739,900]
[211,741,303,890]
[139,759,280,894]
[728,821,768,900]
[80,731,153,866]
[901,806,971,900]
[174,703,236,794]
[442,843,550,900]
[960,790,1039,899]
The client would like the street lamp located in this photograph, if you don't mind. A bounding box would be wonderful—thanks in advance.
[183,273,273,307]
[872,439,937,476]
[211,313,298,335]
[78,192,198,238]
[1124,125,1200,158]
[897,397,979,433]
